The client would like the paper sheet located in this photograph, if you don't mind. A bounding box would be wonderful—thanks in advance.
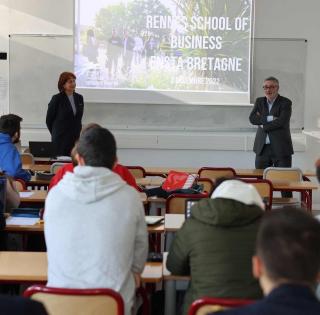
[6,216,39,226]
[56,156,72,161]
[19,192,34,198]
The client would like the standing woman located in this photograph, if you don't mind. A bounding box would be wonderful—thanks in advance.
[46,72,84,156]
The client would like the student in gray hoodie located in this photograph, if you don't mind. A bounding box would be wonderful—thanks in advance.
[45,127,148,315]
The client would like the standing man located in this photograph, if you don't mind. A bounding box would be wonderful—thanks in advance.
[250,77,293,197]
[107,29,122,79]
[122,30,135,75]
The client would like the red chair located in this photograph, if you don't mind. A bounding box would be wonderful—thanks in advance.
[198,167,236,181]
[14,178,27,191]
[241,179,273,210]
[188,297,254,315]
[23,285,124,315]
[125,166,146,179]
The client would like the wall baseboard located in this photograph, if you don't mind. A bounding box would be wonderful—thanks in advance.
[20,128,306,152]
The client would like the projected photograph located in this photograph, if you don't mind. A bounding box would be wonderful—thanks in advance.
[75,0,252,93]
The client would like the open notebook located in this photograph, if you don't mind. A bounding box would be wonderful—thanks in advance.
[145,216,164,226]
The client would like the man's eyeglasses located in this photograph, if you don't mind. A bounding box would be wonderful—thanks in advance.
[263,85,277,90]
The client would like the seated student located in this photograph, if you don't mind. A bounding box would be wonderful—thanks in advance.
[167,179,264,315]
[214,208,320,315]
[0,295,47,314]
[45,127,148,315]
[49,155,139,191]
[48,124,139,191]
[0,114,31,182]
[0,171,20,250]
[0,172,20,212]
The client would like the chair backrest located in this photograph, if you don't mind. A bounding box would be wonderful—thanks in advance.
[242,179,273,210]
[198,167,236,181]
[14,179,26,192]
[50,162,67,174]
[196,178,215,196]
[126,166,146,179]
[263,167,303,182]
[24,285,124,315]
[166,193,207,214]
[20,153,35,165]
[188,297,254,315]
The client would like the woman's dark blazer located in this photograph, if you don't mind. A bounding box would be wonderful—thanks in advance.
[46,91,84,156]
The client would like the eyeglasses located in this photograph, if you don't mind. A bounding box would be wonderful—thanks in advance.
[263,85,277,90]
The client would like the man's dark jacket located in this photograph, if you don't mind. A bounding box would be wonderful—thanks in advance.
[214,284,320,315]
[249,95,293,157]
[166,198,263,315]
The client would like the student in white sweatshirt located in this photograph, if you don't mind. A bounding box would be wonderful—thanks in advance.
[44,126,148,315]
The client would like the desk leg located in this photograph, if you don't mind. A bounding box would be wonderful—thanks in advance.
[165,232,174,251]
[306,190,312,211]
[165,279,176,315]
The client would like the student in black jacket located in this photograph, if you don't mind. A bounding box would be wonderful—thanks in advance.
[46,72,84,157]
[213,208,320,315]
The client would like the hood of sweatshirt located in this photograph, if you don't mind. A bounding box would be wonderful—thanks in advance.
[191,198,263,227]
[56,165,127,204]
[0,133,11,145]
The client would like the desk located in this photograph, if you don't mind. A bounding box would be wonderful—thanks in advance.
[34,158,71,165]
[162,252,189,315]
[19,190,147,205]
[5,216,164,235]
[23,164,51,172]
[0,251,162,284]
[164,214,185,251]
[28,176,50,190]
[164,214,185,232]
[271,180,318,211]
[145,167,198,176]
[144,167,315,178]
[20,190,47,204]
[137,177,165,187]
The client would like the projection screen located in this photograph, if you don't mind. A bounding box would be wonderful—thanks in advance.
[75,0,254,105]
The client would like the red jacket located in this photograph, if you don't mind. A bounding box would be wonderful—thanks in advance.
[49,163,139,191]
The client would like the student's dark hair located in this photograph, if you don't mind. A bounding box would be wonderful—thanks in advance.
[257,208,320,284]
[264,76,279,86]
[0,114,22,137]
[76,127,116,169]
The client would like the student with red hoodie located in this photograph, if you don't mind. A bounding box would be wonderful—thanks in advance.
[48,123,139,191]
[49,161,138,191]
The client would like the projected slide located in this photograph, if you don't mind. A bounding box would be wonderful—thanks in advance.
[75,0,252,98]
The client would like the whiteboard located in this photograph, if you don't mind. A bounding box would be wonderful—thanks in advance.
[9,36,306,130]
[9,35,73,125]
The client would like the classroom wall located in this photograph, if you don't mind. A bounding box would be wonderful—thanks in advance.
[0,0,320,176]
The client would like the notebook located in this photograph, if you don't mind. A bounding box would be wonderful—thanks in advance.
[145,216,164,225]
[29,141,54,158]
